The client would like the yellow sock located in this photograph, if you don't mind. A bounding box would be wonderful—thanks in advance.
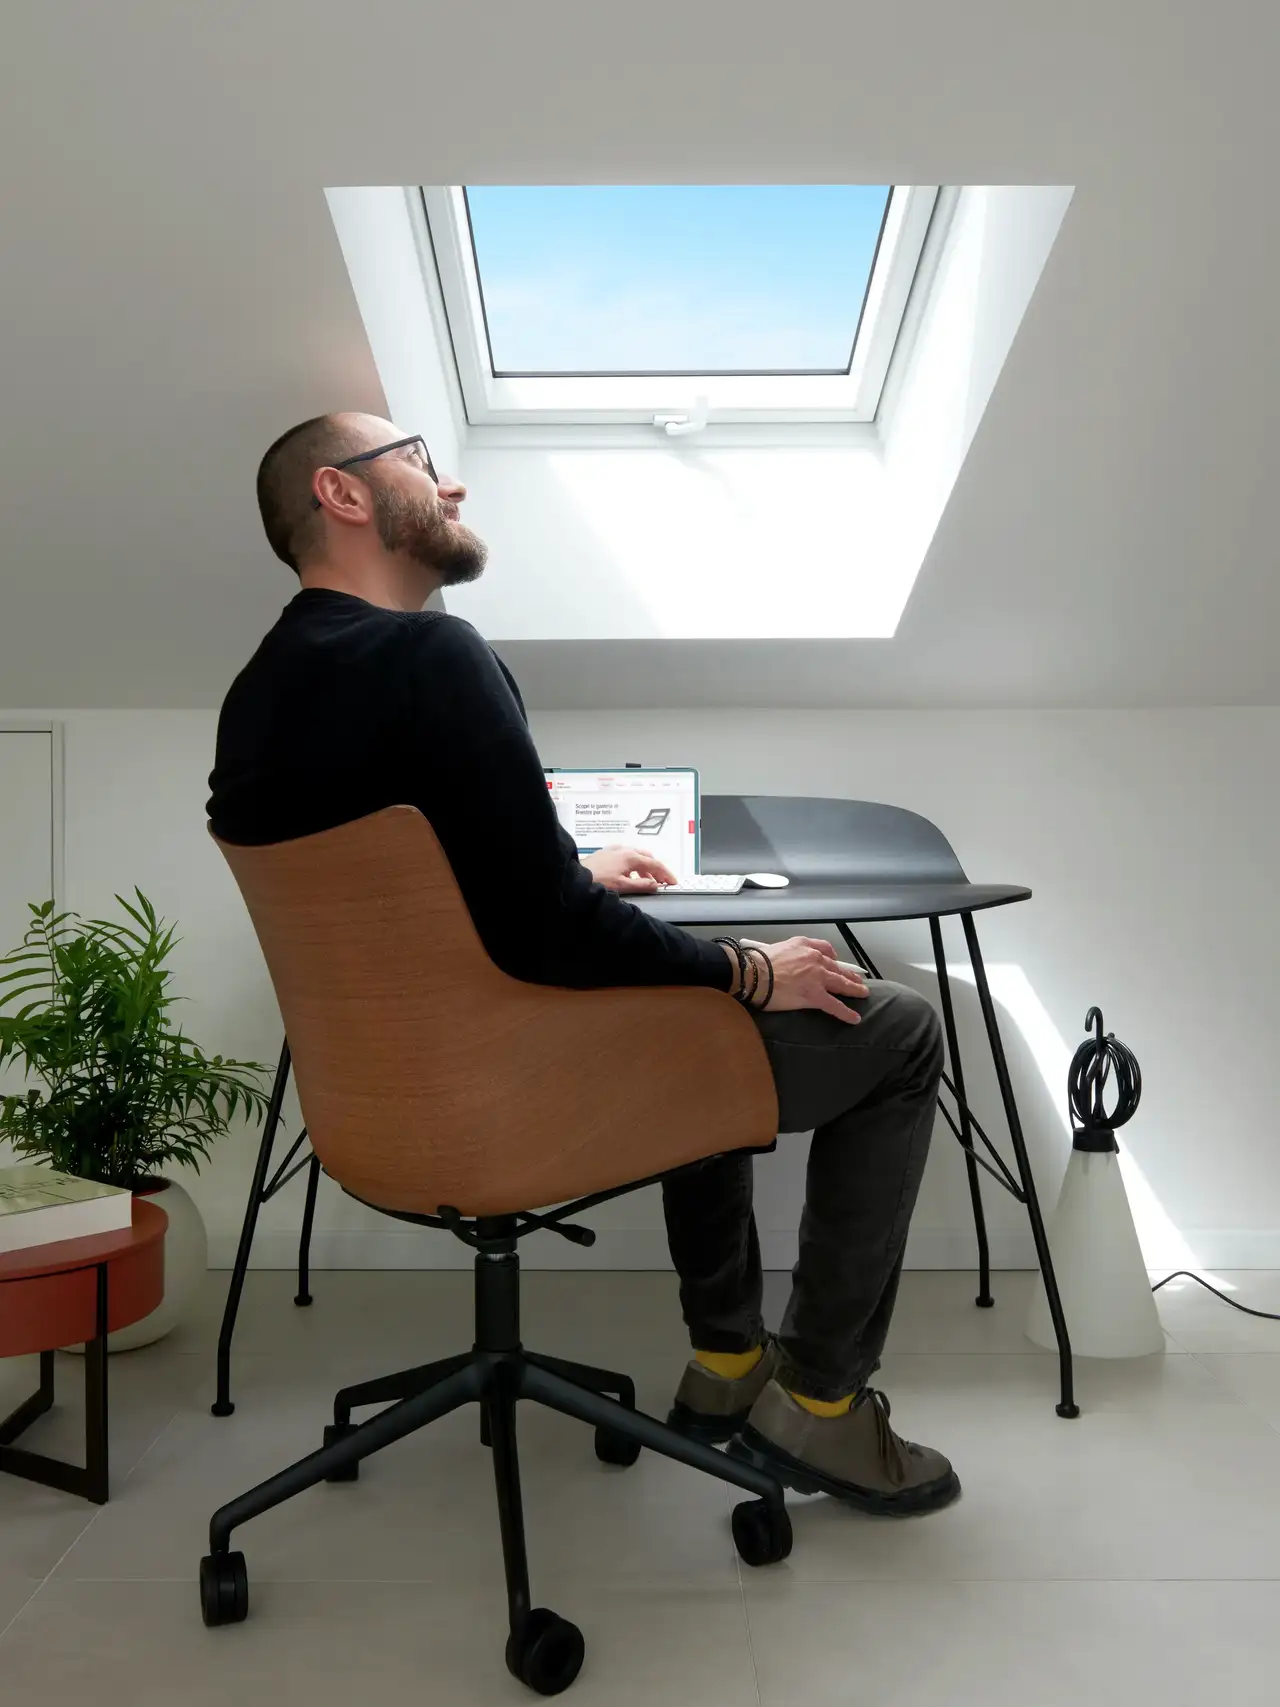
[788,1389,854,1418]
[695,1345,764,1381]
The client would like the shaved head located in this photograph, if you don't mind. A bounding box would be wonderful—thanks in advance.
[256,412,386,572]
[255,411,487,604]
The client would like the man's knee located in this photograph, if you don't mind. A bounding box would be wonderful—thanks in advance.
[877,981,945,1076]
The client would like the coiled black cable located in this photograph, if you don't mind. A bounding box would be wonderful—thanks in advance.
[1067,1006,1141,1138]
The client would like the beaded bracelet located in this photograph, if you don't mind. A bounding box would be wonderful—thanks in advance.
[713,936,774,1011]
[713,935,748,1001]
[751,947,775,1012]
[741,948,761,1007]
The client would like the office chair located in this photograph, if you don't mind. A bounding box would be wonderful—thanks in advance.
[200,806,790,1696]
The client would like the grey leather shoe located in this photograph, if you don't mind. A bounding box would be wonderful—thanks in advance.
[729,1379,960,1515]
[667,1338,780,1444]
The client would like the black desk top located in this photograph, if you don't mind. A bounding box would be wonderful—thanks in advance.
[631,879,1031,928]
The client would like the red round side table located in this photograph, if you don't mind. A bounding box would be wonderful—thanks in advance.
[0,1199,166,1504]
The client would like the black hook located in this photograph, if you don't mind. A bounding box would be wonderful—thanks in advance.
[1069,1005,1140,1142]
[1081,1007,1109,1124]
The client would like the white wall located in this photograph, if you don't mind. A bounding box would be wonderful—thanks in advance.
[6,7,1280,711]
[5,706,1276,1273]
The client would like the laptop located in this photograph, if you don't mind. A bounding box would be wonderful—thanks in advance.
[544,768,787,893]
[545,767,700,881]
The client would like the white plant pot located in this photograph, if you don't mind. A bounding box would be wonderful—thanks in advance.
[63,1177,208,1354]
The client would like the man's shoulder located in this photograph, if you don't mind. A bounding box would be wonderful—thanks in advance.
[401,608,487,646]
[398,609,504,670]
[400,611,526,722]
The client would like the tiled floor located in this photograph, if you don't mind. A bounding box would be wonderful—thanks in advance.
[3,1267,1280,1703]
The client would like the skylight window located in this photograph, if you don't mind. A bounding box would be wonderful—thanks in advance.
[465,185,890,377]
[419,184,938,428]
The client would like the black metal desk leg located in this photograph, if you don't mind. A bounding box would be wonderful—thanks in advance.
[212,1037,291,1417]
[294,1155,322,1308]
[84,1263,110,1503]
[929,916,994,1308]
[835,924,880,980]
[961,914,1078,1419]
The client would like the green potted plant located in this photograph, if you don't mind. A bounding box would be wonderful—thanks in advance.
[0,892,270,1348]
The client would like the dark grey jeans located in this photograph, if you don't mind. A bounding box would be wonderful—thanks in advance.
[661,979,945,1402]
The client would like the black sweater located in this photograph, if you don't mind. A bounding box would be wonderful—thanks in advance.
[207,590,730,993]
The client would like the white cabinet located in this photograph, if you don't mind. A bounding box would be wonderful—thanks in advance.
[0,727,60,1117]
[0,728,58,950]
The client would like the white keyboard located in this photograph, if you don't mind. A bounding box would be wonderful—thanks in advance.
[658,874,746,894]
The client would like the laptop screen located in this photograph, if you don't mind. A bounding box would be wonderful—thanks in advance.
[545,768,699,880]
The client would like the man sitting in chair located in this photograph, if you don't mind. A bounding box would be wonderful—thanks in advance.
[208,413,959,1517]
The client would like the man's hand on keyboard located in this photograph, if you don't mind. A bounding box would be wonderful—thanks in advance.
[581,846,679,894]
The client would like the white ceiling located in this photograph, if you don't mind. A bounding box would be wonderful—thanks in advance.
[1,1,1276,709]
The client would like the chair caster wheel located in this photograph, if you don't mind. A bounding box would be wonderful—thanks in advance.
[323,1422,360,1481]
[593,1425,641,1467]
[505,1608,585,1696]
[199,1551,248,1626]
[731,1498,793,1567]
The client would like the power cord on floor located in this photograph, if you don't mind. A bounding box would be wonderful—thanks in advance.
[1151,1270,1280,1321]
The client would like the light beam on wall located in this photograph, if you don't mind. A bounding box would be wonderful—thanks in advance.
[920,960,1209,1275]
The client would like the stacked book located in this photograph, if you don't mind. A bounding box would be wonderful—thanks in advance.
[0,1165,132,1255]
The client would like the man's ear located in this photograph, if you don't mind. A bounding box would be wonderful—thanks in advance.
[313,466,371,524]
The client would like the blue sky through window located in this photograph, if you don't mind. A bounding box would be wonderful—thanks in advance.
[465,186,891,376]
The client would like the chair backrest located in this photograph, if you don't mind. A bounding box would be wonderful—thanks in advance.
[700,796,968,886]
[214,806,777,1218]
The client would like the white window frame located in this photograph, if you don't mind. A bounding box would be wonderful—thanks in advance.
[418,184,939,428]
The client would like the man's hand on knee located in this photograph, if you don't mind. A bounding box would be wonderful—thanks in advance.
[741,936,869,1023]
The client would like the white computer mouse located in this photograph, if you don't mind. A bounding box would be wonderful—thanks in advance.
[744,872,791,888]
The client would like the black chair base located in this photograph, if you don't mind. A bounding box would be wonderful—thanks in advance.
[200,1217,790,1695]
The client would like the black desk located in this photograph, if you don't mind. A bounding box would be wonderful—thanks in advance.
[632,879,1030,930]
[212,795,1077,1422]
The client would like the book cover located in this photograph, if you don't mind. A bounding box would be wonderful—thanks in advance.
[0,1165,133,1255]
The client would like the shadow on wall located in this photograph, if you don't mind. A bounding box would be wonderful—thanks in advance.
[884,943,1071,1269]
[895,946,1198,1272]
[903,950,1067,1253]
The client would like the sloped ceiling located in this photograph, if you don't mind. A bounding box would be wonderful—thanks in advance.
[0,1,1276,708]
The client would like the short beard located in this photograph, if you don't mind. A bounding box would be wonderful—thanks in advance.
[370,482,488,587]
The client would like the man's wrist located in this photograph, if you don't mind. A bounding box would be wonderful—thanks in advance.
[715,939,775,1009]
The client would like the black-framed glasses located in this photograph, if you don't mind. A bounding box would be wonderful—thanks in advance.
[309,435,438,508]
